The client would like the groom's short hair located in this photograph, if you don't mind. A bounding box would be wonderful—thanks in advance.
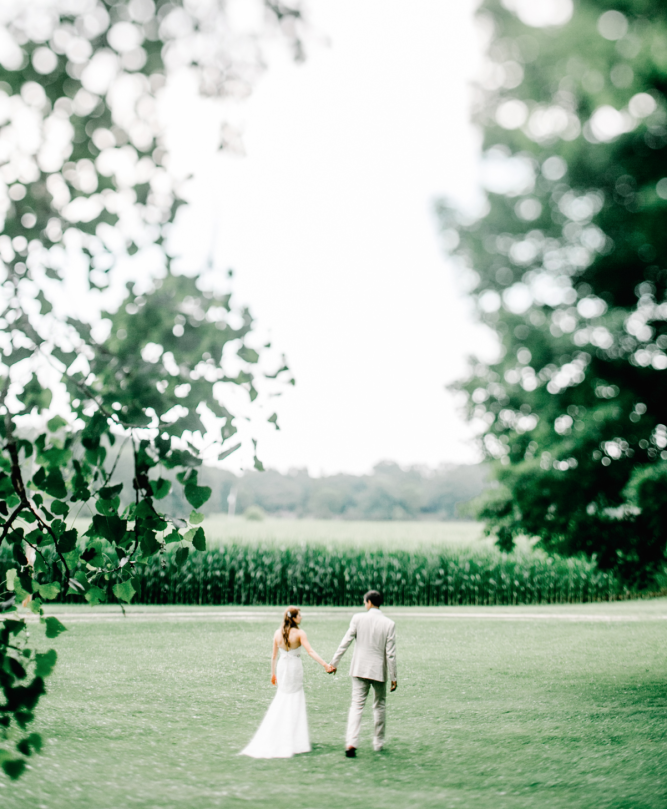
[364,590,383,607]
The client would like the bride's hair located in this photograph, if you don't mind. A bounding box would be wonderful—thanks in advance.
[282,606,300,649]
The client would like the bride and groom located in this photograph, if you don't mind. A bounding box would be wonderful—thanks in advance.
[241,590,398,759]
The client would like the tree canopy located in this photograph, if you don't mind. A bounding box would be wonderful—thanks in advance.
[441,0,667,584]
[0,0,300,779]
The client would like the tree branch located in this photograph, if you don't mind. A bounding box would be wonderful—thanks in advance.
[0,503,25,548]
[23,501,71,583]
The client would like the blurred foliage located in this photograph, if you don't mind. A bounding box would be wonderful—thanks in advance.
[243,503,265,521]
[440,0,667,585]
[0,0,301,779]
[102,454,489,521]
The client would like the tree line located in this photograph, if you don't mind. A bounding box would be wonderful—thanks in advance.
[106,452,488,520]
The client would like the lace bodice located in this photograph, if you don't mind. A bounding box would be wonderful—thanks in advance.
[276,646,304,693]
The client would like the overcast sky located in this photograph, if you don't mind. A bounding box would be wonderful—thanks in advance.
[165,0,496,475]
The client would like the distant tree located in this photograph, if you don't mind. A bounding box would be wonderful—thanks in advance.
[0,0,300,779]
[221,462,488,521]
[440,0,667,584]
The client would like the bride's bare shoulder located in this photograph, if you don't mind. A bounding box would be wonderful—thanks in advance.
[289,627,303,645]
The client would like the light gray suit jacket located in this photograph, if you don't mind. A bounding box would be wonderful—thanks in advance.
[331,607,397,683]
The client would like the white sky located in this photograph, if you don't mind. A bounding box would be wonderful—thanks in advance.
[165,0,495,475]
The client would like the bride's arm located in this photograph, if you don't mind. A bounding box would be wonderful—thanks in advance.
[298,630,330,670]
[271,632,279,685]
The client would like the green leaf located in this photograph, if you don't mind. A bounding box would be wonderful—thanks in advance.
[237,345,260,363]
[162,448,201,470]
[184,481,211,509]
[50,500,69,516]
[14,581,30,602]
[112,579,136,603]
[3,621,24,638]
[47,415,67,432]
[63,549,80,568]
[57,529,78,553]
[189,511,204,525]
[151,478,171,500]
[192,527,206,552]
[26,528,45,546]
[35,650,57,678]
[73,571,90,591]
[17,572,33,595]
[28,597,43,614]
[6,568,17,591]
[87,515,127,543]
[0,472,14,498]
[140,531,161,557]
[96,497,120,517]
[84,586,107,605]
[2,758,26,780]
[43,617,67,639]
[26,734,43,754]
[164,530,181,544]
[32,466,67,499]
[175,546,189,566]
[98,483,123,500]
[37,287,53,314]
[18,376,52,412]
[33,554,47,574]
[37,581,61,601]
[4,346,32,366]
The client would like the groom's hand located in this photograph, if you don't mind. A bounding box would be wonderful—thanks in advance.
[390,680,397,692]
[326,664,336,674]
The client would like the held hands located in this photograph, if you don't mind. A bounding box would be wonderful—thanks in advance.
[325,663,336,674]
[271,674,277,686]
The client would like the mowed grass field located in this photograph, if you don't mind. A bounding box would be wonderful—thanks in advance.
[2,600,666,809]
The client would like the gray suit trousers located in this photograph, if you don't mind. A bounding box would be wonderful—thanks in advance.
[346,677,386,750]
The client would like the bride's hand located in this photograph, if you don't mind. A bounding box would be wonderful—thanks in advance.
[271,674,277,686]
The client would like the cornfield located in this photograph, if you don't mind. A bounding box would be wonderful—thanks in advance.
[1,542,639,606]
[132,544,624,605]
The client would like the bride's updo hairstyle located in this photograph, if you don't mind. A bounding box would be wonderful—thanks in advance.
[282,606,300,649]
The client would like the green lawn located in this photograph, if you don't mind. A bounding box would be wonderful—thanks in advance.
[3,601,666,809]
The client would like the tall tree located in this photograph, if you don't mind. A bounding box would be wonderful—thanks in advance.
[0,0,299,778]
[440,0,667,584]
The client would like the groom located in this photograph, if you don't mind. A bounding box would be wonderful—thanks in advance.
[329,589,397,757]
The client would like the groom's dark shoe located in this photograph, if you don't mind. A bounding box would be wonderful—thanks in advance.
[345,747,356,758]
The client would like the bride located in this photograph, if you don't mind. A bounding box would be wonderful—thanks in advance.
[241,605,333,758]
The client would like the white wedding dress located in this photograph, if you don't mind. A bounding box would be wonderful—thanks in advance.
[240,646,311,758]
